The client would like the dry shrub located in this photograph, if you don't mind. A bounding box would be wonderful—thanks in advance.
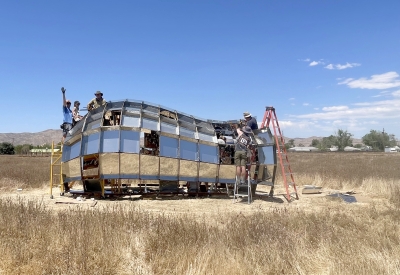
[0,199,400,275]
[1,153,400,274]
[287,152,400,192]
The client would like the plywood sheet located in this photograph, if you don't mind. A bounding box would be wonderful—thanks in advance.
[219,165,235,180]
[140,154,159,176]
[100,153,120,175]
[199,162,217,178]
[68,157,81,178]
[160,157,179,177]
[120,153,139,175]
[179,159,198,178]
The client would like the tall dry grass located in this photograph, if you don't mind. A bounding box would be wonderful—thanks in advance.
[0,155,49,190]
[287,152,400,197]
[0,153,400,274]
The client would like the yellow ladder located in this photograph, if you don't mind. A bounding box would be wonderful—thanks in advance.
[49,141,63,199]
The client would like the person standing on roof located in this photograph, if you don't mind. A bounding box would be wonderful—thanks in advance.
[235,126,253,185]
[87,91,106,111]
[72,101,83,127]
[243,111,258,130]
[61,87,73,143]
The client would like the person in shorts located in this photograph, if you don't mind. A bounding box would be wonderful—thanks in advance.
[234,126,253,184]
[61,87,73,143]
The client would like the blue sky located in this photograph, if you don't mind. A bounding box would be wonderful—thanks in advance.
[1,0,399,139]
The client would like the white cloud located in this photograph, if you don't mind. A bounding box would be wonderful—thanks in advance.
[309,60,324,66]
[339,71,400,89]
[325,62,360,70]
[314,107,319,110]
[372,91,392,98]
[298,99,400,120]
[303,103,310,106]
[392,90,400,97]
[289,97,295,100]
[322,106,349,111]
[325,64,334,70]
[298,58,310,62]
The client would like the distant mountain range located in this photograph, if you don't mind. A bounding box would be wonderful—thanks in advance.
[0,129,62,146]
[0,129,363,146]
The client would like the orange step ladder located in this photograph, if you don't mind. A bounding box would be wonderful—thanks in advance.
[260,106,299,201]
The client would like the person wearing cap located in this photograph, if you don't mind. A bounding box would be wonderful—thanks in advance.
[72,100,83,127]
[243,111,258,130]
[61,87,73,143]
[235,126,253,185]
[87,91,106,111]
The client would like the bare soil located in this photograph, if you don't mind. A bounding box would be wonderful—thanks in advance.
[0,183,378,216]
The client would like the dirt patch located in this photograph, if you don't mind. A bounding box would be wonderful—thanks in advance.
[0,184,381,216]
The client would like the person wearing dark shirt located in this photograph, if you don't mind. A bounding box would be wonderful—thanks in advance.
[243,112,258,130]
[235,126,253,184]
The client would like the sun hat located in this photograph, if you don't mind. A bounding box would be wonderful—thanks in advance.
[94,91,103,96]
[242,126,252,134]
[243,112,251,118]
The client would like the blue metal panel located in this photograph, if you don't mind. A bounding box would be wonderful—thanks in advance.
[179,127,196,139]
[62,145,71,162]
[161,122,177,135]
[257,131,274,145]
[160,136,178,158]
[142,117,158,131]
[199,144,218,164]
[258,146,275,165]
[101,130,120,153]
[62,141,82,162]
[218,178,235,184]
[70,141,81,159]
[81,133,100,155]
[180,140,198,161]
[122,116,140,127]
[120,130,140,153]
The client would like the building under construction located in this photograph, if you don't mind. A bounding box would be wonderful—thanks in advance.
[50,100,298,203]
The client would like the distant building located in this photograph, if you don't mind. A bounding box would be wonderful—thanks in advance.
[29,148,60,156]
[288,146,319,152]
[344,146,361,152]
[384,147,398,153]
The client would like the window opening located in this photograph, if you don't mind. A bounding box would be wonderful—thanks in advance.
[103,110,121,126]
[140,131,159,156]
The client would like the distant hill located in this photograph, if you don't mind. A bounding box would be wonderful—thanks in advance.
[0,129,62,146]
[0,130,363,147]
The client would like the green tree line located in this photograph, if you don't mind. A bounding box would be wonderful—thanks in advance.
[285,129,398,151]
[0,143,58,155]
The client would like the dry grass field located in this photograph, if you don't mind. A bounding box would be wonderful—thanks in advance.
[0,153,400,275]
